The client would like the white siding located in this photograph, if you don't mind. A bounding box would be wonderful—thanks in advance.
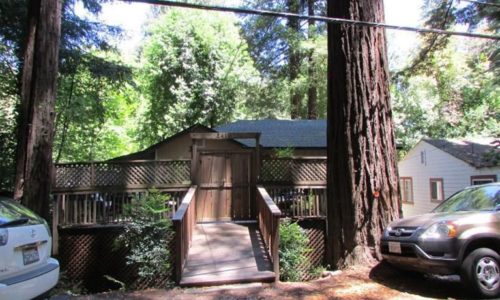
[399,141,500,217]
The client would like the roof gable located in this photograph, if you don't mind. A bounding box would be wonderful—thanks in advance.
[423,138,499,168]
[110,124,214,161]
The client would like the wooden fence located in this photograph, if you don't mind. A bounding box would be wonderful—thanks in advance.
[259,157,327,218]
[260,157,326,185]
[256,186,281,279]
[53,190,186,227]
[172,186,197,283]
[54,160,191,191]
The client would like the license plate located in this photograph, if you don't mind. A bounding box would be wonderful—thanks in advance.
[22,246,39,265]
[388,242,402,254]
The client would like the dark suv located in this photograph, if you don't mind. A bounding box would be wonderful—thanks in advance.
[381,183,500,298]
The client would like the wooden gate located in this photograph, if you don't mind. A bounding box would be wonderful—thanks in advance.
[191,132,260,222]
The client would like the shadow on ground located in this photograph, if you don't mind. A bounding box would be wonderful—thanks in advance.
[369,261,474,299]
[72,261,476,300]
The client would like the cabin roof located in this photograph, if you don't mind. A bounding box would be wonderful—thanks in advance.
[215,119,326,148]
[423,137,500,168]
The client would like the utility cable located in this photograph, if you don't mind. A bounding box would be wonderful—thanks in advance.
[123,0,500,40]
[459,0,500,8]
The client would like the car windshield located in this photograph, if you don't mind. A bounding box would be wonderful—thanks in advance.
[433,185,500,213]
[0,197,44,226]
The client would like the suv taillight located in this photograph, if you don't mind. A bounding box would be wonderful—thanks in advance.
[0,228,8,246]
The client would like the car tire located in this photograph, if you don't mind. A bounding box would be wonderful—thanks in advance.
[461,248,500,299]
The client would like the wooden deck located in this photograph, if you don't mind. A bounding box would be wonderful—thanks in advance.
[180,222,275,286]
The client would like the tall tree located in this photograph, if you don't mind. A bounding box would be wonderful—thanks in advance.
[15,0,61,219]
[288,0,302,119]
[0,0,128,190]
[307,0,318,119]
[326,0,400,267]
[394,0,499,80]
[137,9,260,147]
[242,0,327,119]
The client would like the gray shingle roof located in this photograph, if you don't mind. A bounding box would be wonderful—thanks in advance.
[215,119,326,148]
[423,138,500,168]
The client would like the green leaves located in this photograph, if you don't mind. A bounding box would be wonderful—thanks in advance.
[393,38,500,153]
[279,219,310,281]
[137,9,261,146]
[117,189,173,284]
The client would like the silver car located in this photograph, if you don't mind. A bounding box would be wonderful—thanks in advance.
[0,195,59,300]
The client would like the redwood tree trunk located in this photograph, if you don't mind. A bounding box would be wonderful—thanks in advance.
[288,0,302,119]
[307,0,317,119]
[14,0,61,220]
[326,0,400,268]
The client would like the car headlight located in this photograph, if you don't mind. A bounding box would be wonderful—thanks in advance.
[0,228,8,246]
[384,226,392,236]
[420,222,457,240]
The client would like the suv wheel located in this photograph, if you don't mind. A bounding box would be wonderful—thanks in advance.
[462,248,500,298]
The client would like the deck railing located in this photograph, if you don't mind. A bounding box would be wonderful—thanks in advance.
[264,186,326,218]
[172,185,197,283]
[256,185,281,279]
[53,160,191,191]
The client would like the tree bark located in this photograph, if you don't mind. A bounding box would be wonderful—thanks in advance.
[14,0,39,200]
[307,0,317,119]
[288,0,302,119]
[14,0,61,220]
[326,0,400,268]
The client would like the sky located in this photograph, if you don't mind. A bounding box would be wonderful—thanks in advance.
[83,0,424,67]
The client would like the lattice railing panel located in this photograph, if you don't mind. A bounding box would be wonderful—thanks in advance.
[156,160,191,184]
[296,218,327,281]
[55,164,92,189]
[58,226,175,293]
[260,158,326,184]
[54,160,191,190]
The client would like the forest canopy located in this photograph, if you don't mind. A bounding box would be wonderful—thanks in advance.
[0,0,498,190]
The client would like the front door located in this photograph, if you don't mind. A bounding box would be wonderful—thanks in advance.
[196,152,252,222]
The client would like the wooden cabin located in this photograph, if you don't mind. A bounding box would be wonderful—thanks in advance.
[52,120,327,289]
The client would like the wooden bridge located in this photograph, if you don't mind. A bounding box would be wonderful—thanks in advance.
[51,132,327,287]
[173,186,280,285]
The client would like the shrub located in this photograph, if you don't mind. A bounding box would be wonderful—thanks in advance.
[279,219,310,281]
[116,189,172,285]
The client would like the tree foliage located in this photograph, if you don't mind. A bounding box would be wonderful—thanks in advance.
[393,40,500,152]
[241,0,328,119]
[392,1,500,153]
[136,8,261,147]
[0,0,133,190]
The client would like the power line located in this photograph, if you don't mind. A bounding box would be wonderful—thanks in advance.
[124,0,500,40]
[459,0,500,8]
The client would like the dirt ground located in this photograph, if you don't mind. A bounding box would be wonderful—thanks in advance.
[73,262,473,300]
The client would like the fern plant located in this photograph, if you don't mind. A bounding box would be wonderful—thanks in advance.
[116,189,172,285]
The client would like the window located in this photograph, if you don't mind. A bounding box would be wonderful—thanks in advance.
[430,178,444,202]
[471,175,497,186]
[399,177,413,204]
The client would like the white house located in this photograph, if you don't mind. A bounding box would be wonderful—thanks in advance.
[398,138,499,217]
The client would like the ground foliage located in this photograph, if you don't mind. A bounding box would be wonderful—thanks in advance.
[279,219,310,281]
[116,190,173,284]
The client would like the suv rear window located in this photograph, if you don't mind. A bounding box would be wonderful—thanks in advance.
[0,197,44,227]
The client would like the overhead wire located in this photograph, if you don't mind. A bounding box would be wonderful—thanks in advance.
[459,0,500,8]
[123,0,500,40]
